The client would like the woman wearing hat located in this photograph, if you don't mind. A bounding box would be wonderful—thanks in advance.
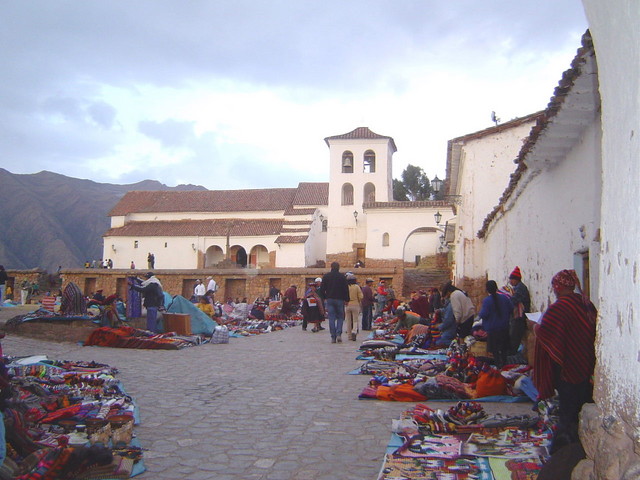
[302,281,325,332]
[534,269,596,452]
[508,266,531,355]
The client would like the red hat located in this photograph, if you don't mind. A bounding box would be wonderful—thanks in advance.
[509,266,522,280]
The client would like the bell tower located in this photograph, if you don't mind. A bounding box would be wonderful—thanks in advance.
[323,127,397,255]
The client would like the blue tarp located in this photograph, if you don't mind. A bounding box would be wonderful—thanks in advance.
[163,293,217,335]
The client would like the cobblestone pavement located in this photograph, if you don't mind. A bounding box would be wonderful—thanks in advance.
[1,307,532,479]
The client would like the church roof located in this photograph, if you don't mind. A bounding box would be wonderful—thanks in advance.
[292,182,329,205]
[104,219,284,237]
[275,235,309,244]
[324,127,397,152]
[109,183,329,216]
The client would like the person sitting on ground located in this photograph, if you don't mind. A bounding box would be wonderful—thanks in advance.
[392,306,422,333]
[196,295,214,317]
[409,290,431,318]
[434,300,457,346]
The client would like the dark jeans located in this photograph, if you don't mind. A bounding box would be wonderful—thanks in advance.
[361,305,373,330]
[456,315,474,338]
[487,327,509,367]
[551,377,593,453]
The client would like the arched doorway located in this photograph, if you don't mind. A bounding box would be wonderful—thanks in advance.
[230,245,248,267]
[402,227,441,264]
[249,245,269,268]
[205,245,224,267]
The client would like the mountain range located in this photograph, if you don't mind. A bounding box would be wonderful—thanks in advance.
[0,168,206,272]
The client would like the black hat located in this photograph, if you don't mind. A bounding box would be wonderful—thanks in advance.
[145,272,154,278]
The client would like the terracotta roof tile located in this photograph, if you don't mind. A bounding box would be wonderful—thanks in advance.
[324,127,397,152]
[284,207,317,216]
[275,235,308,244]
[104,219,284,237]
[292,183,329,205]
[109,189,297,216]
[283,220,313,225]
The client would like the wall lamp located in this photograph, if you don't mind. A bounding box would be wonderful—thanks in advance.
[434,211,442,226]
[353,210,358,223]
[191,243,196,251]
[111,244,116,252]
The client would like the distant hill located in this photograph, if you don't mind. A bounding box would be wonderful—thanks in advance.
[0,169,206,272]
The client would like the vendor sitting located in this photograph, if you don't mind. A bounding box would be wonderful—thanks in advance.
[392,306,422,333]
[196,295,214,317]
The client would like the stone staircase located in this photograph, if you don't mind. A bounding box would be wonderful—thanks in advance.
[402,267,451,297]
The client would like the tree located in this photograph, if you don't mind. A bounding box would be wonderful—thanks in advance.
[392,178,409,201]
[393,164,432,201]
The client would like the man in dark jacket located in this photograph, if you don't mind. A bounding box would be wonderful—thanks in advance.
[0,265,8,303]
[319,262,349,343]
[129,272,164,333]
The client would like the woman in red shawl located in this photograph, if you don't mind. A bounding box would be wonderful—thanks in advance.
[534,269,596,451]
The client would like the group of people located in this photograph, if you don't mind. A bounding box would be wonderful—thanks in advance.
[388,265,595,452]
[83,259,113,269]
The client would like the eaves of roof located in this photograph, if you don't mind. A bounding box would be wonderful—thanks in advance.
[324,127,397,153]
[477,29,598,239]
[103,219,284,237]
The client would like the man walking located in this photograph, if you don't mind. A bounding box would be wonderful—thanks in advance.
[129,272,164,333]
[320,262,349,343]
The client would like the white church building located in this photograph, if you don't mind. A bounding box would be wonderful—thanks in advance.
[103,127,454,271]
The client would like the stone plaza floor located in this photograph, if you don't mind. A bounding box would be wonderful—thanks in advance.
[0,306,533,479]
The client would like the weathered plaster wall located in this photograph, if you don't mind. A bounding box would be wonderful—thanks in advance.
[482,119,602,312]
[453,121,539,281]
[579,1,640,478]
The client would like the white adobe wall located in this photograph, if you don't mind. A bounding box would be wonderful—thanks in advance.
[366,208,455,260]
[583,0,640,422]
[275,243,306,268]
[453,121,538,281]
[483,119,602,312]
[104,236,200,269]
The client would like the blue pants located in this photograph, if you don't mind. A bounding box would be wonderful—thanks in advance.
[361,305,373,330]
[325,299,345,339]
[146,307,159,332]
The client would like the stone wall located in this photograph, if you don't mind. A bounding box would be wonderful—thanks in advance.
[5,269,51,302]
[61,266,402,303]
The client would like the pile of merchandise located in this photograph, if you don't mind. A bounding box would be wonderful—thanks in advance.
[379,401,552,479]
[226,318,300,337]
[1,356,144,479]
[357,339,535,402]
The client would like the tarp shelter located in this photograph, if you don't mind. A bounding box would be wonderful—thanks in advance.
[163,293,217,335]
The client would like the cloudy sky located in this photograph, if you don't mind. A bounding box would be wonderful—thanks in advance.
[0,1,588,190]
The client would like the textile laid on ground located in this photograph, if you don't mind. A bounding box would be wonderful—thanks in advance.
[378,402,551,480]
[5,308,96,327]
[1,356,144,479]
[85,326,203,350]
[356,337,535,402]
[225,318,300,337]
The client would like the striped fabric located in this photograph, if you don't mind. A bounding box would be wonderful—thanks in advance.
[41,296,56,312]
[533,292,596,400]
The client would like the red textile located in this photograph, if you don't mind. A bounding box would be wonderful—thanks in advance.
[85,326,188,350]
[533,293,596,400]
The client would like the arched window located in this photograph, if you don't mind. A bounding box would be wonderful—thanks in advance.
[364,150,376,173]
[364,182,376,203]
[342,183,354,205]
[382,232,390,246]
[342,151,354,173]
